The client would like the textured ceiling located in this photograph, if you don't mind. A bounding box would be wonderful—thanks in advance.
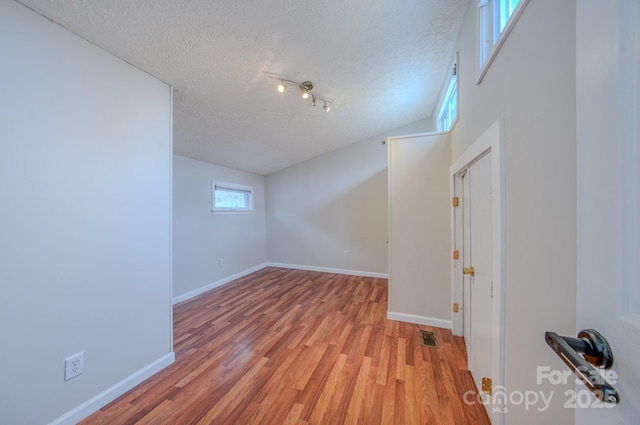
[19,0,468,175]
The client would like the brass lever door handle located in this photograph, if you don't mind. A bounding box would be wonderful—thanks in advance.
[463,267,475,276]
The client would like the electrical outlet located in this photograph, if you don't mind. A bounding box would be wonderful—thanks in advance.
[65,352,84,381]
[344,250,349,258]
[218,258,224,267]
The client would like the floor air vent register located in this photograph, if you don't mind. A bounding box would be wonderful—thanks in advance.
[420,330,438,348]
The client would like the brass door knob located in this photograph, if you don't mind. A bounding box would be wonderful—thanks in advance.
[463,267,475,276]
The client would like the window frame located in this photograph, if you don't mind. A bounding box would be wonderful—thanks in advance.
[211,181,255,214]
[477,0,531,84]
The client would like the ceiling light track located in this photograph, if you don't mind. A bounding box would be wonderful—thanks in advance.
[267,75,332,112]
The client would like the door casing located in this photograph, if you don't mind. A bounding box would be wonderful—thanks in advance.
[450,118,506,424]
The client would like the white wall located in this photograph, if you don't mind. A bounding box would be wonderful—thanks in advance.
[451,0,576,423]
[265,119,433,275]
[0,3,173,424]
[388,132,451,327]
[172,155,267,301]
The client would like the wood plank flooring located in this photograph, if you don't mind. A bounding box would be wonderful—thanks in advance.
[80,267,490,425]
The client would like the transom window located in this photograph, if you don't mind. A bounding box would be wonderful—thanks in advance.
[212,181,254,213]
[437,64,458,132]
[478,0,530,81]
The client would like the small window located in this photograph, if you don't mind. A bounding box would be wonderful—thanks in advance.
[212,181,254,213]
[437,64,458,132]
[497,0,521,33]
[478,0,530,81]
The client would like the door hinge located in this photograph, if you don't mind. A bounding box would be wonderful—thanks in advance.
[482,377,492,395]
[463,266,475,276]
[452,197,459,207]
[453,250,459,260]
[453,302,459,313]
[491,280,494,298]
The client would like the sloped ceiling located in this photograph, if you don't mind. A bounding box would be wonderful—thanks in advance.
[18,0,468,175]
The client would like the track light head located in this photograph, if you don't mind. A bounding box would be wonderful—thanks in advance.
[300,81,313,99]
[323,101,331,112]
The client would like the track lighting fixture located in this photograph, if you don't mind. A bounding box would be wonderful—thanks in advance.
[266,75,332,112]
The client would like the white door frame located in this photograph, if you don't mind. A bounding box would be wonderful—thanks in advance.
[450,118,506,424]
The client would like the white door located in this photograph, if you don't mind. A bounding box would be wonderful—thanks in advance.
[462,152,494,421]
[575,1,640,423]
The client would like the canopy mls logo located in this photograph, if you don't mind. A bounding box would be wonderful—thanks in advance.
[462,366,619,413]
[463,385,553,413]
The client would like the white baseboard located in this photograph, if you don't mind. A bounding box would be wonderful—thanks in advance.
[387,311,452,329]
[172,263,269,304]
[266,262,388,279]
[173,262,388,306]
[49,352,175,425]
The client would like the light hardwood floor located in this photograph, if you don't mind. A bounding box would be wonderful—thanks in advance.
[80,267,490,424]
